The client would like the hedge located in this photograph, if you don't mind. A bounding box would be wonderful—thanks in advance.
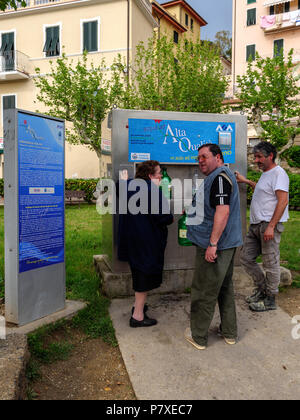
[1,173,299,208]
[0,178,100,203]
[65,178,99,203]
[247,170,300,208]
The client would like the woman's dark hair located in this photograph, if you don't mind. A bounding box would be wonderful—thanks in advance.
[135,160,160,180]
[198,143,224,163]
[253,141,277,162]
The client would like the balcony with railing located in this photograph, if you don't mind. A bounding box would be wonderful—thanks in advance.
[0,50,32,81]
[3,0,89,12]
[261,10,300,33]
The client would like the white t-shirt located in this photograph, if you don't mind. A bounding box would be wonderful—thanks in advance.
[250,166,289,224]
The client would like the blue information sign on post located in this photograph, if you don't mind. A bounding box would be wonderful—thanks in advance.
[18,112,65,273]
[128,118,236,164]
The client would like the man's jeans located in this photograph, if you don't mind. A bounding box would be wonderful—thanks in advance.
[240,222,284,296]
[191,247,237,347]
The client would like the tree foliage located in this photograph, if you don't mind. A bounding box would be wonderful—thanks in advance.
[34,52,124,159]
[237,49,300,160]
[0,0,27,11]
[122,36,229,114]
[34,36,229,166]
[214,30,232,60]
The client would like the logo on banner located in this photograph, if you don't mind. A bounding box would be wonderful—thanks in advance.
[216,124,233,132]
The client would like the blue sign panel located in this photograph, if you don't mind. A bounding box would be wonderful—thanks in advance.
[18,112,65,273]
[128,119,236,164]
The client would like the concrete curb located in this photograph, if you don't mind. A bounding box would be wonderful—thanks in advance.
[0,334,29,400]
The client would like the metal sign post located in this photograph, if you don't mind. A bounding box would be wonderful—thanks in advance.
[4,109,65,326]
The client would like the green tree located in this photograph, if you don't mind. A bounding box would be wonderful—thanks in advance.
[214,30,232,60]
[123,36,229,114]
[237,49,300,161]
[0,0,27,11]
[34,52,125,173]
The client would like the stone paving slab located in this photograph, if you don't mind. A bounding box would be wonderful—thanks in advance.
[110,290,300,400]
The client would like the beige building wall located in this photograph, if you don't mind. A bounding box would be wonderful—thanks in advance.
[0,0,157,179]
[151,0,206,43]
[160,3,202,42]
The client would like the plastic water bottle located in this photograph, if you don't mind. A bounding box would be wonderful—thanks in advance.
[192,171,200,196]
[178,211,193,246]
[160,167,172,199]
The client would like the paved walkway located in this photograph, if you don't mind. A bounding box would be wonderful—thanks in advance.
[110,282,300,400]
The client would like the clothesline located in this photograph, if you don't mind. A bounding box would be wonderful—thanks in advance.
[261,10,300,29]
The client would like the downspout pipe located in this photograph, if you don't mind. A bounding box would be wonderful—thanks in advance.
[127,0,130,87]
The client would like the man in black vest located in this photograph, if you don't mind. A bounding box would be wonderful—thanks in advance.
[186,144,243,350]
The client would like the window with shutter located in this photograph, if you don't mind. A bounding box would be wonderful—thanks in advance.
[246,44,256,62]
[247,8,256,26]
[43,26,60,57]
[284,2,290,12]
[83,21,98,52]
[3,95,16,110]
[247,0,256,4]
[1,33,15,71]
[174,31,179,44]
[274,39,284,57]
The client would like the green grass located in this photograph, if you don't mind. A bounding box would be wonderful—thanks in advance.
[246,210,300,288]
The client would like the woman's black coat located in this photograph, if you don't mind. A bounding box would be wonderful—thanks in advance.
[117,179,173,275]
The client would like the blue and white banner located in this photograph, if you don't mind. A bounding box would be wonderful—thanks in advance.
[128,119,236,164]
[18,112,65,273]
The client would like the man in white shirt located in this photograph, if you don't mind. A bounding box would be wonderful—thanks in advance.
[235,142,289,312]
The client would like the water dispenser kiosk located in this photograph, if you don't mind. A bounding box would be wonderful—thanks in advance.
[96,109,248,298]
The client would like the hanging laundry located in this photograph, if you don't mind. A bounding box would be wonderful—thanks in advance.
[260,15,276,28]
[290,10,299,23]
[281,12,291,27]
[275,13,283,26]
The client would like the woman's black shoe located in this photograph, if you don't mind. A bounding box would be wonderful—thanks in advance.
[129,316,157,328]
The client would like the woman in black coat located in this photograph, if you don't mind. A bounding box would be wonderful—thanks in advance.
[117,160,173,328]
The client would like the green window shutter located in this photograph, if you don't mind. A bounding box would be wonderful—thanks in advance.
[274,39,284,57]
[52,26,60,56]
[247,0,256,4]
[247,8,256,26]
[246,44,256,62]
[83,21,98,52]
[174,31,179,44]
[1,32,14,53]
[43,26,59,57]
[3,95,15,110]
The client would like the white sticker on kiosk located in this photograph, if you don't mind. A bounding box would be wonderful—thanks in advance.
[219,132,232,150]
[29,187,55,194]
[131,153,150,161]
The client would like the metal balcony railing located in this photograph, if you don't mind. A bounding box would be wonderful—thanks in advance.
[262,10,300,33]
[34,0,62,5]
[0,50,31,76]
[6,0,30,10]
[4,0,72,10]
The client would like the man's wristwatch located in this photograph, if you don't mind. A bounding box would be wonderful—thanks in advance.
[209,242,217,247]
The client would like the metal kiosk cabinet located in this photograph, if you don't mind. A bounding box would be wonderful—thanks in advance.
[100,109,247,298]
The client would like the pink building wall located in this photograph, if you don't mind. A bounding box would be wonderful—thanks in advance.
[232,0,300,90]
